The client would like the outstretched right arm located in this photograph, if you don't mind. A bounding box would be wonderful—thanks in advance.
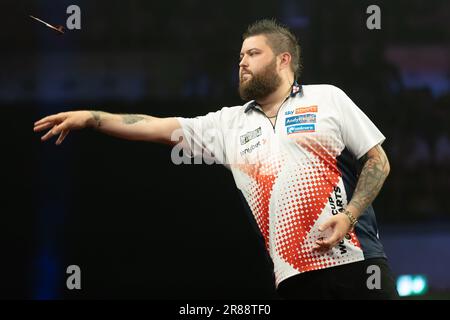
[33,110,181,145]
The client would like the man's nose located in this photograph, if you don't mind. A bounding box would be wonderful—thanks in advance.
[239,56,248,68]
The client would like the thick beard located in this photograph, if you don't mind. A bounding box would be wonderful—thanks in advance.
[238,58,281,101]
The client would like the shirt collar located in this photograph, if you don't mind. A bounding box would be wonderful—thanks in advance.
[244,81,303,113]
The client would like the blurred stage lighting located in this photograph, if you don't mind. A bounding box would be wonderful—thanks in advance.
[397,275,428,297]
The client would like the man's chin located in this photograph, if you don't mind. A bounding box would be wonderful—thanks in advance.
[238,83,249,93]
[240,78,251,86]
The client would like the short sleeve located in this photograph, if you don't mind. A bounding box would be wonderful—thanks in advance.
[332,86,386,159]
[176,110,227,165]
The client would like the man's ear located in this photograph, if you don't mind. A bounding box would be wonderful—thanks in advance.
[278,52,292,70]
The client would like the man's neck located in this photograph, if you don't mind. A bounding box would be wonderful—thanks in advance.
[256,80,292,113]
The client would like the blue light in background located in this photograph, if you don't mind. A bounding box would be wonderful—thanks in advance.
[33,249,61,300]
[397,275,428,297]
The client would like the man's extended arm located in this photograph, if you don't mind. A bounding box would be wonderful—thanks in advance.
[34,110,181,145]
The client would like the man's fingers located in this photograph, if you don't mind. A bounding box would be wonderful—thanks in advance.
[52,123,66,135]
[39,121,71,142]
[56,129,69,145]
[312,242,330,252]
[34,113,67,133]
[320,231,340,247]
[33,122,53,132]
[34,114,58,126]
[34,113,66,126]
[41,125,58,141]
[312,231,341,252]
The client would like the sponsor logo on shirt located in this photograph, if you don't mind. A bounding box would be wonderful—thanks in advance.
[240,141,261,156]
[328,186,348,255]
[285,105,318,116]
[240,127,262,145]
[286,124,315,134]
[285,114,316,126]
[285,110,295,116]
[295,105,318,114]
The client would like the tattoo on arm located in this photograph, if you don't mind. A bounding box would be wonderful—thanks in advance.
[121,114,145,125]
[349,145,390,215]
[89,112,145,128]
[90,111,108,128]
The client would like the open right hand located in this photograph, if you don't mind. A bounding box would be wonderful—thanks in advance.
[33,111,94,145]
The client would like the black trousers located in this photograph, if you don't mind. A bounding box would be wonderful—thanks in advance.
[276,258,399,300]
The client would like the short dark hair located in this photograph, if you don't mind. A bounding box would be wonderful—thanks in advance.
[243,19,302,79]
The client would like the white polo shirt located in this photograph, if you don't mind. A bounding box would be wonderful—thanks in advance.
[177,84,386,287]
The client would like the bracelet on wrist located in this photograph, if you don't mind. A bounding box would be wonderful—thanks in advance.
[339,208,358,230]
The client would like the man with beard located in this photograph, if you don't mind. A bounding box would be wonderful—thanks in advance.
[34,19,398,299]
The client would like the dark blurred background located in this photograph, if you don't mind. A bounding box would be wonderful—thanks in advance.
[1,0,449,299]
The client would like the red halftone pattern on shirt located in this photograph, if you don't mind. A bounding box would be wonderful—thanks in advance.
[236,134,363,279]
[273,137,341,272]
[297,135,362,251]
[235,157,284,251]
[348,232,361,248]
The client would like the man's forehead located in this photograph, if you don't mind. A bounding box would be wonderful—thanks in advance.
[240,35,270,53]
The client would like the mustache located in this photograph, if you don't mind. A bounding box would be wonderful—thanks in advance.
[240,69,253,76]
[240,70,253,82]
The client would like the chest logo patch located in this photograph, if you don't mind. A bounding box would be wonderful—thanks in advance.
[240,127,262,145]
[295,105,318,114]
[287,124,315,134]
[285,114,316,126]
[285,105,318,116]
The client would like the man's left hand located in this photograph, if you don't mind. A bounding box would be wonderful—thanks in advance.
[313,213,352,253]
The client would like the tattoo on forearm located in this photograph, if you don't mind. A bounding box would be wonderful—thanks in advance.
[90,111,106,128]
[89,112,145,128]
[349,145,389,214]
[121,114,145,125]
